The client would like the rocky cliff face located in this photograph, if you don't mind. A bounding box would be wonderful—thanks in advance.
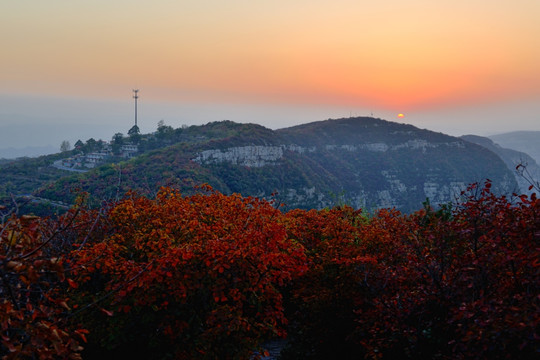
[194,146,285,167]
[189,118,516,211]
[194,140,468,168]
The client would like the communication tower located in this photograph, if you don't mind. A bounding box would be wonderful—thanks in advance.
[133,89,139,127]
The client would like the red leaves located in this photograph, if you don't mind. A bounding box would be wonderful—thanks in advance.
[74,329,89,343]
[283,182,540,359]
[66,278,78,289]
[2,181,537,359]
[0,213,85,359]
[99,308,114,317]
[64,186,307,358]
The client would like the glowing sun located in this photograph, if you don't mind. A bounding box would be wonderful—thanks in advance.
[397,113,405,118]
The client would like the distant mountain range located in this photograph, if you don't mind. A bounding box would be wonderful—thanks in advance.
[0,145,58,159]
[461,134,540,195]
[489,131,540,165]
[12,117,514,214]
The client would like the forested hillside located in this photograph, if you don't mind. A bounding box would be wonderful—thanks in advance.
[31,117,517,213]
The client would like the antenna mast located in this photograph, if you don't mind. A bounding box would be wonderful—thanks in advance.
[132,89,139,127]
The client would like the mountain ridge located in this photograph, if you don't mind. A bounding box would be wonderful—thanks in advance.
[461,134,540,195]
[30,117,517,213]
[488,131,540,165]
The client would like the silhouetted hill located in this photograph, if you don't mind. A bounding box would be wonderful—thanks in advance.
[461,134,540,195]
[34,117,516,213]
[489,131,540,165]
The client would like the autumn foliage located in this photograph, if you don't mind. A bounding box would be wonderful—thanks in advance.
[0,211,88,359]
[282,182,539,359]
[1,182,539,359]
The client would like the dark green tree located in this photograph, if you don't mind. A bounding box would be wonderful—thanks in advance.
[156,120,174,143]
[60,140,71,152]
[128,125,141,144]
[112,133,124,155]
[85,138,98,153]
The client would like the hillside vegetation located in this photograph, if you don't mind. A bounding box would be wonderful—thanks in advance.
[23,117,518,213]
[1,182,538,359]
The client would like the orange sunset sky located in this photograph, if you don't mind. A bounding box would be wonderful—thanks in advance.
[1,0,539,149]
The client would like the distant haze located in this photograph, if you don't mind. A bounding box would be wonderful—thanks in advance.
[1,94,539,157]
[1,1,540,156]
[489,131,540,166]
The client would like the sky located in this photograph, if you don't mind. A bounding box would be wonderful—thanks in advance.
[1,0,539,154]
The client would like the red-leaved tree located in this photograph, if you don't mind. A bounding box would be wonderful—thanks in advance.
[68,187,307,359]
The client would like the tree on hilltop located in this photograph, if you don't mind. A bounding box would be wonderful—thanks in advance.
[128,125,141,144]
[112,133,124,155]
[60,140,71,152]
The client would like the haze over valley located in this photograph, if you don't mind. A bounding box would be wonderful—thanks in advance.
[2,1,540,158]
